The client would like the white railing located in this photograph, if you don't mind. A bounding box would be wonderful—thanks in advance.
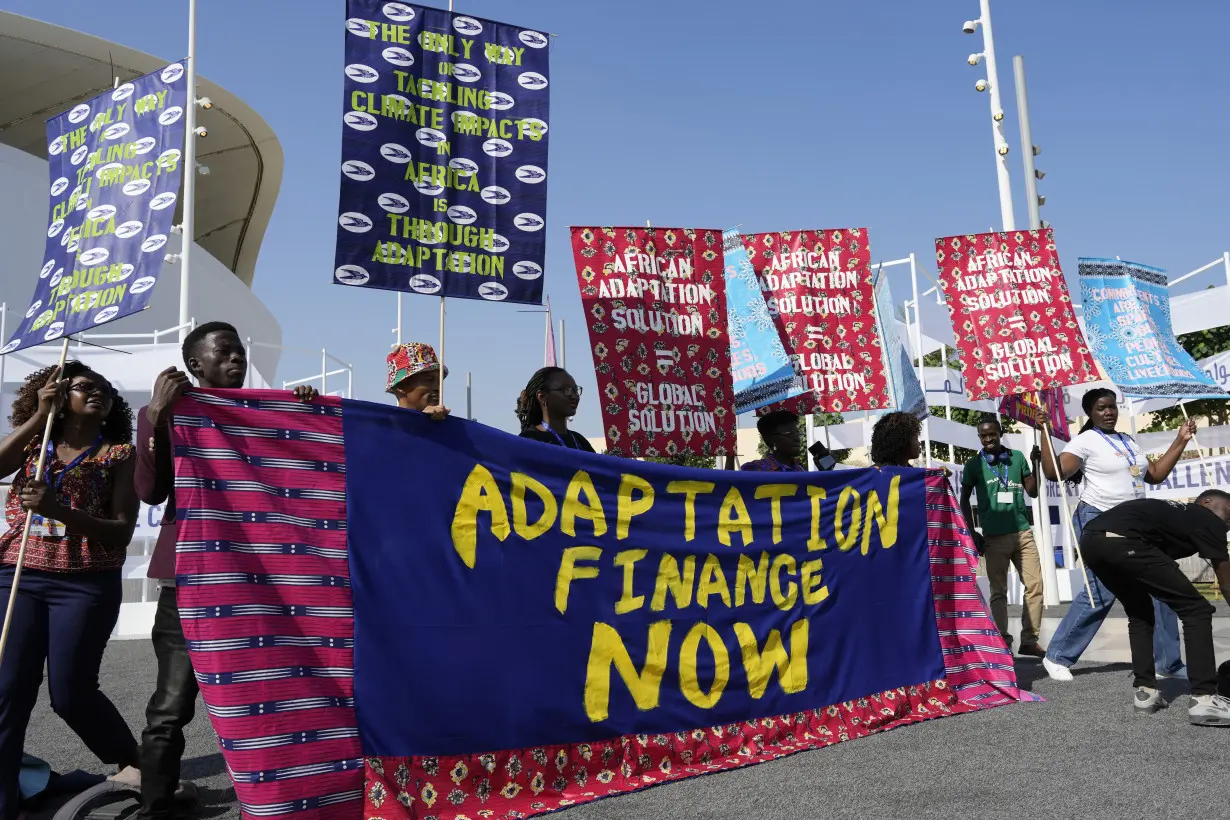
[0,311,353,399]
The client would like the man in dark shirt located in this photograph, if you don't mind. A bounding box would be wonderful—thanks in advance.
[1081,490,1230,725]
[135,322,316,818]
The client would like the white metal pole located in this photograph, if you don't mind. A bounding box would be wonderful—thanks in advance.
[438,297,445,404]
[321,348,328,395]
[178,0,199,344]
[395,293,403,345]
[978,0,1015,232]
[1013,55,1041,230]
[560,318,566,370]
[466,371,472,420]
[1031,425,1060,605]
[245,337,252,387]
[909,253,932,465]
[1223,250,1230,289]
[544,307,550,367]
[347,365,353,399]
[941,344,954,464]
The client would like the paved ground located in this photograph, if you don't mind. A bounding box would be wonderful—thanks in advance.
[23,611,1230,820]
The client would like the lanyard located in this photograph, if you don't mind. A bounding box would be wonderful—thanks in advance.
[982,451,1011,491]
[538,424,573,449]
[1095,429,1138,471]
[43,434,103,494]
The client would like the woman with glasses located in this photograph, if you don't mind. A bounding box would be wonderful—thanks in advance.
[0,362,141,819]
[515,367,595,452]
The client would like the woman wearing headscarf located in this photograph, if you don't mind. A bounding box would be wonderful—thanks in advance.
[516,367,595,451]
[1038,387,1197,682]
[0,363,141,820]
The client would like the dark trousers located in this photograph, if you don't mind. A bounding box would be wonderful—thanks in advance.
[140,586,199,818]
[1081,533,1218,696]
[0,567,138,820]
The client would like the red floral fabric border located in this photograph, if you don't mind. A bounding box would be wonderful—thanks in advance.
[364,678,973,820]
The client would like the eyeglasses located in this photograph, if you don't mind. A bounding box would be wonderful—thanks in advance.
[550,385,583,399]
[69,382,110,397]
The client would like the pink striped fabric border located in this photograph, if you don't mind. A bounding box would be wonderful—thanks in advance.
[174,391,364,820]
[926,471,1044,705]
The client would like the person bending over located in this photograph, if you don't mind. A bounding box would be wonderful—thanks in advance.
[1080,491,1230,725]
[960,415,1045,658]
[516,367,594,451]
[135,322,318,819]
[741,410,806,472]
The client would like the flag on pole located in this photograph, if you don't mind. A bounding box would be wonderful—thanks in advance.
[999,388,1071,441]
[545,295,557,367]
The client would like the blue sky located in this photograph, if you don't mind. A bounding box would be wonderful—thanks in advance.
[5,0,1229,435]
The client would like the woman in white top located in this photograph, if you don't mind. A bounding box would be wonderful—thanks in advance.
[1038,387,1196,681]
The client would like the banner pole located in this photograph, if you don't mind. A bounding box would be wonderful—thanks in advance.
[0,337,71,667]
[1043,419,1094,607]
[178,0,199,344]
[1178,401,1210,489]
[908,253,932,466]
[438,296,445,403]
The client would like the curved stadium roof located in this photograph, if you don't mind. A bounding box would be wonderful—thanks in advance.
[0,11,282,287]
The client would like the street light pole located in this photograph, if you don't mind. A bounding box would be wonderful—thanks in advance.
[1013,55,1043,230]
[965,0,1015,232]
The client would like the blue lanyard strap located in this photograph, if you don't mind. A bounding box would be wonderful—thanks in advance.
[982,451,1010,490]
[538,424,573,449]
[43,434,103,494]
[1094,429,1137,467]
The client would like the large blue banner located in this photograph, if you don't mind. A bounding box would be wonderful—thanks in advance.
[344,405,942,756]
[3,65,187,354]
[1078,258,1227,400]
[723,229,805,414]
[334,1,550,305]
[872,269,927,419]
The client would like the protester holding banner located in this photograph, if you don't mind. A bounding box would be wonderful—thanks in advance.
[1079,492,1230,724]
[870,412,924,468]
[387,342,449,419]
[741,410,806,472]
[134,323,318,818]
[960,416,1045,657]
[1038,388,1196,682]
[516,367,595,451]
[0,362,141,818]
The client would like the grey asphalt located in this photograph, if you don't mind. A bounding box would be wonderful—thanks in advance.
[23,631,1230,820]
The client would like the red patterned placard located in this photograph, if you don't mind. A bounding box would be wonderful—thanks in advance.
[935,229,1097,401]
[743,229,890,414]
[571,226,735,458]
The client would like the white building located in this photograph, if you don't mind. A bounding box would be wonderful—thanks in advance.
[0,12,342,636]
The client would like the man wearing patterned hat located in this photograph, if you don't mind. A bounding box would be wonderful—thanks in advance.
[387,342,450,419]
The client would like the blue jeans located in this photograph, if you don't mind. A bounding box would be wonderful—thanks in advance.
[1045,502,1186,675]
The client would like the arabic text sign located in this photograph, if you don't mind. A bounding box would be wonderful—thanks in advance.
[723,229,804,414]
[571,226,735,458]
[872,269,926,419]
[1078,258,1227,400]
[745,229,891,414]
[334,2,550,305]
[935,230,1098,401]
[3,65,187,355]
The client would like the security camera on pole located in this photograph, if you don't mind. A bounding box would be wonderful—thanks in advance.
[963,0,1015,234]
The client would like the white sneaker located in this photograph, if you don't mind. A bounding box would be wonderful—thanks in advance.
[1134,686,1162,714]
[1043,657,1073,682]
[1189,694,1230,727]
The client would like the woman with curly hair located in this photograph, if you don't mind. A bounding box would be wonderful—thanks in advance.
[0,361,141,816]
[870,411,923,468]
[516,367,595,451]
